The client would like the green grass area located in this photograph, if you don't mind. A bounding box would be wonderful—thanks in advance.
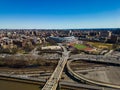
[74,44,87,50]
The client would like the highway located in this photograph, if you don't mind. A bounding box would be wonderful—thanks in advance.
[0,73,105,90]
[60,81,103,90]
[67,59,120,89]
[70,54,120,65]
[0,45,120,90]
[42,46,69,90]
[41,47,120,90]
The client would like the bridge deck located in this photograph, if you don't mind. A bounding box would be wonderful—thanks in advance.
[42,46,69,90]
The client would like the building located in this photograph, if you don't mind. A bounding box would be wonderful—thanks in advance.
[47,36,77,43]
[41,46,61,50]
[100,31,112,38]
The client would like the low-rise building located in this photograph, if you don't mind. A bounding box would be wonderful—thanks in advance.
[41,46,61,50]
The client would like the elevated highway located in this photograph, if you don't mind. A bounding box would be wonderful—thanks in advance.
[42,49,120,89]
[42,46,69,90]
[70,55,120,65]
[67,59,120,89]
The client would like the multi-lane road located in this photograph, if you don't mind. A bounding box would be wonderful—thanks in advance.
[42,46,69,90]
[67,59,120,89]
[0,44,120,90]
[42,44,120,90]
[70,54,120,65]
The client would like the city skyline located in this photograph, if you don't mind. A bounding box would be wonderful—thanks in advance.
[0,0,120,29]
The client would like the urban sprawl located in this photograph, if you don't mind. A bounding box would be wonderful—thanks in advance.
[0,28,120,90]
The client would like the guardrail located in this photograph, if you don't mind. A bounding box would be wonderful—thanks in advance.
[42,46,69,90]
[69,57,120,65]
[0,73,105,90]
[67,60,120,89]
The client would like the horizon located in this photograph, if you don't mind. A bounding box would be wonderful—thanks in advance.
[0,28,120,30]
[0,0,120,29]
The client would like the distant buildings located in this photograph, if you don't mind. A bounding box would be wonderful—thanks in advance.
[47,36,77,43]
[108,34,120,43]
[0,28,119,52]
[99,31,112,38]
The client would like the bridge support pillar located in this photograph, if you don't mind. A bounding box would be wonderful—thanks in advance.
[57,81,61,90]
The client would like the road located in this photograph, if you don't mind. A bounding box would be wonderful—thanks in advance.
[0,73,105,90]
[41,46,120,89]
[42,45,69,90]
[0,45,120,89]
[67,59,120,89]
[30,47,39,55]
[70,54,120,65]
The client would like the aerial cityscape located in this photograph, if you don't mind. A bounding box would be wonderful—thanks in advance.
[0,0,120,90]
[0,29,120,90]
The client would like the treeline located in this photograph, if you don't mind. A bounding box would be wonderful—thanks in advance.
[112,29,120,35]
[0,48,18,54]
[0,55,57,68]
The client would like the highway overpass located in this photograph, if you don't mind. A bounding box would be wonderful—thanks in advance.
[69,55,120,65]
[67,59,120,89]
[42,46,69,90]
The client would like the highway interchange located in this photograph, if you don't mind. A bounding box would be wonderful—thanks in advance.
[41,44,120,90]
[0,44,120,90]
[42,45,69,90]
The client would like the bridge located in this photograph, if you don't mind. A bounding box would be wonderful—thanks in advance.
[67,59,120,89]
[42,46,69,90]
[42,47,120,90]
[1,45,120,90]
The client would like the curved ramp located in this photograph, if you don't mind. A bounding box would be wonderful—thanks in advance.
[67,60,120,89]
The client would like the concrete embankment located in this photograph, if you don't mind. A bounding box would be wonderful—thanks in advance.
[0,74,45,85]
[0,74,104,90]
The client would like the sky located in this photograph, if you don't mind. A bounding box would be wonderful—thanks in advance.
[0,0,120,29]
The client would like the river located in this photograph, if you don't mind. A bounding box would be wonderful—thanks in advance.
[0,79,41,90]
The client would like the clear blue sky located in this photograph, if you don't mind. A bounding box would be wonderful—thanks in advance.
[0,0,120,29]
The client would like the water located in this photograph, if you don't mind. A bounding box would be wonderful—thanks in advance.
[0,79,41,90]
